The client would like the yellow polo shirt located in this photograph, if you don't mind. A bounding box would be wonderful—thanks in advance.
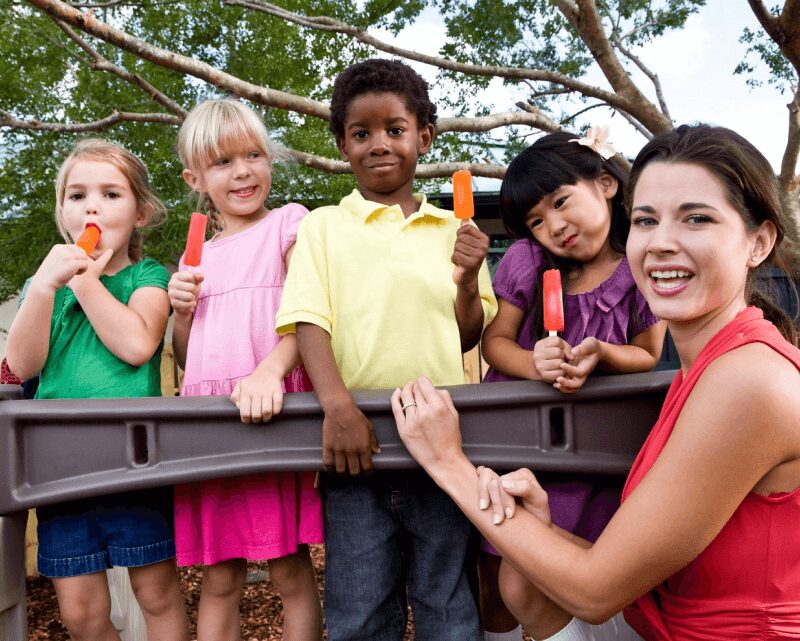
[276,190,497,390]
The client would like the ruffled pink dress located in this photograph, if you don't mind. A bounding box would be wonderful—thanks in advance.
[174,204,323,566]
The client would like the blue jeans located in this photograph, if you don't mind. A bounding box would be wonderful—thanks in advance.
[322,471,480,641]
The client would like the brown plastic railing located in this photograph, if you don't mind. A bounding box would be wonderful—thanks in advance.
[0,372,674,640]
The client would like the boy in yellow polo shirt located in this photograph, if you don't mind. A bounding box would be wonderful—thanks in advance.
[276,59,497,641]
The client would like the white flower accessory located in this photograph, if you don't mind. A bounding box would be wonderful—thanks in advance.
[571,125,617,160]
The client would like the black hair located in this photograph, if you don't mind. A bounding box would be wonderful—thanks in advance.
[627,124,799,345]
[329,59,438,139]
[500,131,632,343]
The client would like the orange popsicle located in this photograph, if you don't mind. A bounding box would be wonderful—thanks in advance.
[543,269,564,337]
[76,224,101,255]
[452,170,474,220]
[184,212,208,267]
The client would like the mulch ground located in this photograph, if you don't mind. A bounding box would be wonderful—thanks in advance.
[27,545,416,640]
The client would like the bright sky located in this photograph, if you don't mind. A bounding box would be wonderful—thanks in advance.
[375,0,795,189]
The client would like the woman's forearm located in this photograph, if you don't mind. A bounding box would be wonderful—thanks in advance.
[428,456,618,622]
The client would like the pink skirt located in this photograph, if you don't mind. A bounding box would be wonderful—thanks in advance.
[174,366,323,566]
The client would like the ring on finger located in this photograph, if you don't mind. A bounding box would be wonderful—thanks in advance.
[400,402,417,412]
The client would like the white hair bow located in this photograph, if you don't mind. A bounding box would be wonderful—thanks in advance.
[571,125,617,160]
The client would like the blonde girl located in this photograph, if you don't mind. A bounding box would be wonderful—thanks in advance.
[6,138,189,641]
[168,99,322,641]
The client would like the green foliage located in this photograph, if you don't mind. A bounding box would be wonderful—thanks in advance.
[0,0,375,300]
[0,0,791,305]
[735,15,797,93]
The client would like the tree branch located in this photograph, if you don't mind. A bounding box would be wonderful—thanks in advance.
[779,85,800,228]
[25,0,558,141]
[25,0,332,120]
[612,38,671,120]
[613,110,653,140]
[67,0,128,7]
[747,0,780,42]
[779,0,800,71]
[53,18,187,118]
[0,109,181,132]
[514,102,562,132]
[280,149,506,179]
[437,111,559,134]
[225,0,669,133]
[558,102,611,124]
[748,0,800,72]
[527,86,575,100]
[555,0,671,133]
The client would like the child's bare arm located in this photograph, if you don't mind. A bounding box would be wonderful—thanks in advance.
[6,244,90,380]
[569,321,666,375]
[596,320,666,372]
[483,299,543,380]
[168,270,203,369]
[297,322,380,475]
[556,321,667,393]
[231,334,300,423]
[6,285,56,381]
[69,252,170,367]
[452,223,489,351]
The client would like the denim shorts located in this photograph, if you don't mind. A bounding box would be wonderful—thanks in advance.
[37,488,175,578]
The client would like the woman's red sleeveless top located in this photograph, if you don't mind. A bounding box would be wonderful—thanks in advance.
[622,307,800,640]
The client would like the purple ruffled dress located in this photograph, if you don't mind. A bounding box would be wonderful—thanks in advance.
[484,239,659,543]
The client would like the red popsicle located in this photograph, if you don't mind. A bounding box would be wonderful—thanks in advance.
[543,269,564,337]
[75,224,101,255]
[183,212,208,267]
[452,170,474,220]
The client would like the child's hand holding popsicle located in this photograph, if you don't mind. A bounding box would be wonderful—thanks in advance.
[555,337,603,394]
[533,269,571,383]
[451,170,489,288]
[168,212,207,317]
[30,224,109,294]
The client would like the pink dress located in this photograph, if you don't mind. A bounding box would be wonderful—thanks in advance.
[174,204,323,566]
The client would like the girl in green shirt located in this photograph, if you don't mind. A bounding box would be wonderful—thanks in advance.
[6,138,189,641]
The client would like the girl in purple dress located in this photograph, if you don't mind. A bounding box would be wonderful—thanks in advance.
[479,130,666,641]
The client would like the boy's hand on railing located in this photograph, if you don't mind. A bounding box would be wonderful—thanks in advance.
[168,270,203,316]
[477,465,517,526]
[231,369,284,424]
[555,337,602,394]
[533,336,571,383]
[451,222,489,288]
[499,468,552,527]
[322,398,380,476]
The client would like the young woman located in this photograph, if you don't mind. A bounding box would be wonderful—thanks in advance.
[392,124,800,641]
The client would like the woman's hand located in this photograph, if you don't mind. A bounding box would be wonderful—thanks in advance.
[500,468,552,527]
[391,376,467,474]
[477,465,517,525]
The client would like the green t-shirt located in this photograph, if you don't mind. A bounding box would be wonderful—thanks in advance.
[32,258,169,399]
